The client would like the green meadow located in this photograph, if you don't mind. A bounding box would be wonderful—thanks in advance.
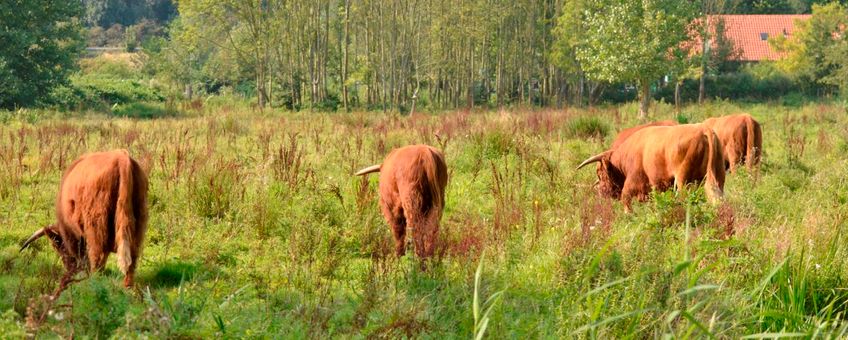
[2,100,848,338]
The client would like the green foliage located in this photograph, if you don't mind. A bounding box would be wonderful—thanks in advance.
[655,63,809,103]
[82,0,176,28]
[0,0,85,109]
[771,3,848,94]
[472,254,504,340]
[112,102,178,119]
[567,116,611,139]
[73,75,164,105]
[0,310,25,338]
[68,276,132,337]
[558,0,698,86]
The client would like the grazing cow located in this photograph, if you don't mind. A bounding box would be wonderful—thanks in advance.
[611,120,678,149]
[702,113,762,171]
[21,150,149,290]
[577,124,725,211]
[355,145,448,258]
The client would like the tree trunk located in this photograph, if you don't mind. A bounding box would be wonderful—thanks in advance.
[639,80,650,119]
[341,0,350,111]
[674,80,681,113]
[577,72,585,107]
[409,84,419,116]
[184,84,193,100]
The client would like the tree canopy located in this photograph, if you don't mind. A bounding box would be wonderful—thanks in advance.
[771,2,848,93]
[0,0,85,109]
[556,0,698,117]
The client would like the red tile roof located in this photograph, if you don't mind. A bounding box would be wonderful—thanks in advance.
[714,14,811,61]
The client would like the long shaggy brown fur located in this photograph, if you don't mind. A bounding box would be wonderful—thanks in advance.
[578,124,726,211]
[355,144,448,258]
[610,120,678,149]
[21,149,149,289]
[702,113,763,171]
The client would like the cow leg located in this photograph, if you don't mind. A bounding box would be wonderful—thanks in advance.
[380,198,406,256]
[620,176,649,213]
[419,208,443,258]
[123,242,142,287]
[399,188,429,258]
[726,148,740,172]
[84,213,110,273]
[85,239,108,274]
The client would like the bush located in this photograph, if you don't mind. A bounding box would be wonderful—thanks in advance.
[655,64,804,104]
[73,75,165,105]
[599,83,638,104]
[313,93,341,112]
[567,116,610,139]
[112,102,179,119]
[44,53,164,111]
[69,277,131,337]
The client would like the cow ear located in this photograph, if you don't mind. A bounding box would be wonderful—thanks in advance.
[44,225,63,248]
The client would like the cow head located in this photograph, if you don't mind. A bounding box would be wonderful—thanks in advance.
[595,157,624,199]
[577,151,623,199]
[20,224,68,259]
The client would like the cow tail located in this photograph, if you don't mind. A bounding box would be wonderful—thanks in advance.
[748,117,763,168]
[705,130,726,204]
[115,151,138,275]
[425,148,446,210]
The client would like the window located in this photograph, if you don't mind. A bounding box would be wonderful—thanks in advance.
[760,32,769,40]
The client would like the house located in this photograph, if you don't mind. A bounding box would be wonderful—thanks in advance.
[710,14,811,61]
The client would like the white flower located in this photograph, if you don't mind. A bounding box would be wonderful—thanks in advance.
[816,263,822,270]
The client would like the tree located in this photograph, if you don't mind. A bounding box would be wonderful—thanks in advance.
[822,32,848,94]
[557,0,698,118]
[82,0,176,27]
[144,18,214,99]
[770,2,848,94]
[178,0,285,108]
[0,0,85,109]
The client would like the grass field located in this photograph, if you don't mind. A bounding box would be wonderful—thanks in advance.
[2,100,848,338]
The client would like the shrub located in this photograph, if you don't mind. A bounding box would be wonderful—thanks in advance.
[567,116,610,139]
[68,277,131,338]
[73,74,165,105]
[112,102,179,119]
[655,65,805,104]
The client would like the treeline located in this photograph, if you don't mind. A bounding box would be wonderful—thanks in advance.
[155,0,566,111]
[153,0,847,113]
[2,0,846,112]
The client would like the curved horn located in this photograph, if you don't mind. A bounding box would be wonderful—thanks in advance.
[354,164,381,176]
[576,153,606,170]
[20,228,46,252]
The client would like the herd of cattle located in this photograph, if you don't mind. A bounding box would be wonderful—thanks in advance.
[18,113,761,295]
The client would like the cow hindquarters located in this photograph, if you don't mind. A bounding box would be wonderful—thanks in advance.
[704,131,726,204]
[115,156,144,287]
[746,118,763,169]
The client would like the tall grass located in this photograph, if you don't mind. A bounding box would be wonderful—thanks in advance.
[1,101,847,337]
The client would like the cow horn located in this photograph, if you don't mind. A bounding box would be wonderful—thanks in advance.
[20,228,47,252]
[576,153,607,170]
[354,164,381,176]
